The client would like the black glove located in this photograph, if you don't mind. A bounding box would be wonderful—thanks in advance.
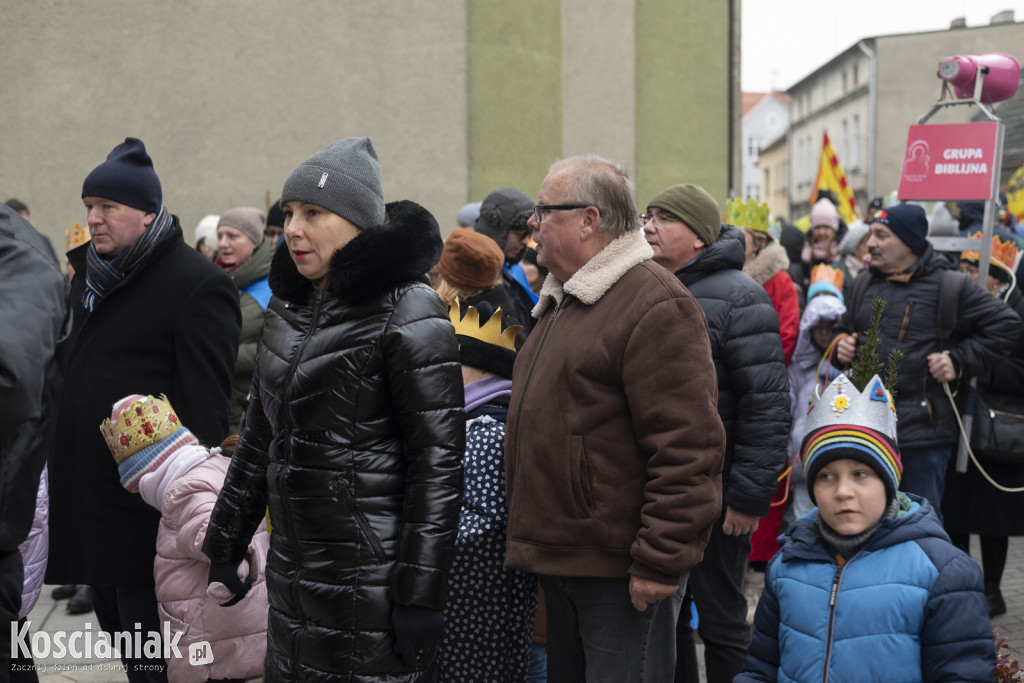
[207,561,253,607]
[391,603,444,670]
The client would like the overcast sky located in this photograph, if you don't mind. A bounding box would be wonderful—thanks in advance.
[742,0,1024,92]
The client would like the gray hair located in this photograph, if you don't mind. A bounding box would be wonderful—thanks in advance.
[549,154,640,237]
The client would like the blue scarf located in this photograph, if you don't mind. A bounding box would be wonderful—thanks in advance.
[83,207,173,311]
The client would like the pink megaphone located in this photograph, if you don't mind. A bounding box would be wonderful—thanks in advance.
[938,53,1020,104]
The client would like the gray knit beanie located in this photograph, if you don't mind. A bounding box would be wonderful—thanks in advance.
[218,207,266,247]
[280,137,385,230]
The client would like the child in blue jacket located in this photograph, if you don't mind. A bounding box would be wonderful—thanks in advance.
[737,373,995,683]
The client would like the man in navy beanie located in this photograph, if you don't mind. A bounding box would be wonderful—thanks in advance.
[834,202,1021,513]
[48,137,241,682]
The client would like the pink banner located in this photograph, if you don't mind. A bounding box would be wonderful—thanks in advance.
[897,122,998,201]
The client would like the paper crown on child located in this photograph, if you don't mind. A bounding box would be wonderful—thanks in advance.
[449,300,522,380]
[801,374,902,503]
[100,394,197,492]
[960,231,1020,272]
[807,264,845,303]
[726,197,779,242]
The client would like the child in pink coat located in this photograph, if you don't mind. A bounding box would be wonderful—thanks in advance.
[102,394,269,683]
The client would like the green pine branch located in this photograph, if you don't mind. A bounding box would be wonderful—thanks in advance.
[849,297,886,392]
[848,296,904,397]
[885,348,905,399]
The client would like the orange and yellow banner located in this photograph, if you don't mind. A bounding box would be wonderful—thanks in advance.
[1005,163,1024,224]
[810,132,859,224]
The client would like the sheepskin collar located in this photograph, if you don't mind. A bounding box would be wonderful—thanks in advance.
[268,199,442,305]
[533,228,653,317]
[743,241,790,286]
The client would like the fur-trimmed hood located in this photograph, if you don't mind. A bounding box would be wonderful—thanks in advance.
[533,228,653,317]
[743,241,790,286]
[268,199,442,305]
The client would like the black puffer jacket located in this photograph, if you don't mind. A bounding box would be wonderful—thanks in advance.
[673,225,791,515]
[0,206,67,555]
[837,244,1022,448]
[203,201,465,682]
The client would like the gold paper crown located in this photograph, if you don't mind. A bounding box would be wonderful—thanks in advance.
[726,197,779,241]
[448,300,521,351]
[65,222,90,251]
[100,394,182,465]
[961,231,1020,271]
[810,264,845,291]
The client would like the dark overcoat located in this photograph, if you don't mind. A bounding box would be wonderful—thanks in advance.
[48,218,240,585]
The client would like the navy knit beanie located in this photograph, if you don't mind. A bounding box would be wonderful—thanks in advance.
[82,137,162,213]
[870,204,928,255]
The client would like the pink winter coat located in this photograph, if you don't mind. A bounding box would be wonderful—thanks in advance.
[152,455,269,682]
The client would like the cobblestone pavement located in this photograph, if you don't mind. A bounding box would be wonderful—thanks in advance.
[23,534,1024,681]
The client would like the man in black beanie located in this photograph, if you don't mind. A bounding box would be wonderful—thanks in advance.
[48,137,241,682]
[834,203,1021,513]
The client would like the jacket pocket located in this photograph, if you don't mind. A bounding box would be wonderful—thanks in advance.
[569,436,595,518]
[329,476,387,565]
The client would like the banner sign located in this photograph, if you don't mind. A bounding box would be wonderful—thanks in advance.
[897,122,998,200]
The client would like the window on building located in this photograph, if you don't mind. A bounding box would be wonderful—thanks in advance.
[797,138,804,183]
[851,114,861,168]
[842,119,849,165]
[842,70,848,93]
[853,63,859,86]
[764,168,771,196]
[822,80,828,104]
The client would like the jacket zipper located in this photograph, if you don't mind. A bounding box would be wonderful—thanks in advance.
[897,300,914,343]
[330,478,387,564]
[509,299,565,516]
[821,561,846,683]
[280,292,323,668]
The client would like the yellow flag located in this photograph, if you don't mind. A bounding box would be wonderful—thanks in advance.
[1006,164,1024,223]
[810,132,859,224]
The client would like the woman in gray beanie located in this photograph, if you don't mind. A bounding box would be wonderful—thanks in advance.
[202,137,465,682]
[214,206,274,429]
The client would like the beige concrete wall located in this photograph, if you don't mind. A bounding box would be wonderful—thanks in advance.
[561,0,637,176]
[2,0,470,249]
[3,0,737,251]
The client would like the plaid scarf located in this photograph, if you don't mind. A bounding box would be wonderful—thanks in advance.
[83,206,174,311]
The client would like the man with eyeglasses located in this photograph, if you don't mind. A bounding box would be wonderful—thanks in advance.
[504,154,725,682]
[644,184,790,683]
[474,187,539,333]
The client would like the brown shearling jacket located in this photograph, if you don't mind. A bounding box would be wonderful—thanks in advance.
[504,229,725,585]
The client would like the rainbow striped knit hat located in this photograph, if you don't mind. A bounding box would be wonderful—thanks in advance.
[100,394,198,492]
[801,373,902,503]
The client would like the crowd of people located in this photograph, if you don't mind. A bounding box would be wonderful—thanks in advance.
[2,135,1023,683]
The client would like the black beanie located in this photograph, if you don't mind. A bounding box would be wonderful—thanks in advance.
[475,188,533,253]
[869,204,928,255]
[266,199,286,229]
[82,137,162,213]
[455,300,520,380]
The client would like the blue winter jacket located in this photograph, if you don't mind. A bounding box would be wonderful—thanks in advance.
[737,494,995,683]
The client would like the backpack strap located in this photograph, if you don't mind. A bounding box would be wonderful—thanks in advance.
[935,269,967,351]
[848,271,872,328]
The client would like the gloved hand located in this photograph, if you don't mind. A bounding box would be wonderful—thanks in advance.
[207,560,253,607]
[391,603,444,670]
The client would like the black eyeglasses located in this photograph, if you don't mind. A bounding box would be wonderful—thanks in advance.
[533,204,591,224]
[640,212,682,229]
